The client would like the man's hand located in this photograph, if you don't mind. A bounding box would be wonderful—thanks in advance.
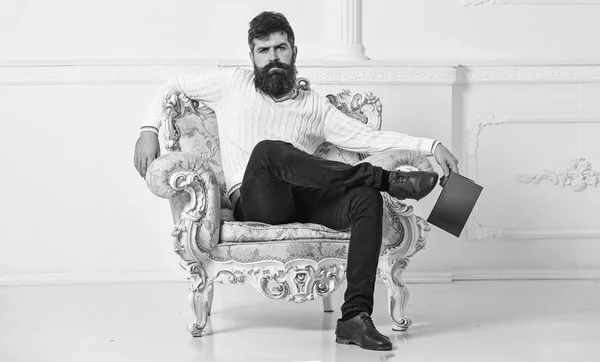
[134,131,161,178]
[433,143,459,177]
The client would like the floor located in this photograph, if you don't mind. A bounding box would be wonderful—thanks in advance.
[1,280,599,362]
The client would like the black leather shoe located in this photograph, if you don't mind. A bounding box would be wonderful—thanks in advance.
[335,312,392,351]
[387,170,438,201]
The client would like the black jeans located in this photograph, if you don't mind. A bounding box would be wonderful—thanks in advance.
[233,140,386,316]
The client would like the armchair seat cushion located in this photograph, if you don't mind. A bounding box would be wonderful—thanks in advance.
[204,218,404,263]
[220,221,351,243]
[209,239,351,264]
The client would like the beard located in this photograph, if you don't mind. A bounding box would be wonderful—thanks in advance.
[253,59,297,98]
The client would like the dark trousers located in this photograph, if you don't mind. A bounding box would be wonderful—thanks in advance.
[233,140,386,316]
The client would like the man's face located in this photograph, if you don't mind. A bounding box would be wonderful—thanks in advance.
[250,32,298,98]
[250,31,296,69]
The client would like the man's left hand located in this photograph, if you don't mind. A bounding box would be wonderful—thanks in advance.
[433,143,459,177]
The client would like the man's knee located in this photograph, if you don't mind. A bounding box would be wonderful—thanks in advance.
[253,139,290,154]
[251,140,293,163]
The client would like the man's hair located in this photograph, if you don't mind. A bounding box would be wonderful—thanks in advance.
[248,11,295,51]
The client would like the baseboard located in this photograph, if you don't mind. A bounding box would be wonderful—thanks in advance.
[1,269,598,287]
[0,270,188,286]
[401,271,453,283]
[0,270,451,286]
[452,269,600,281]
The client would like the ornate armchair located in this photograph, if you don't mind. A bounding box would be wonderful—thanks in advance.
[144,80,434,337]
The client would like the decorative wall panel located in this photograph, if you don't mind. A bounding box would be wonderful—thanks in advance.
[465,114,600,240]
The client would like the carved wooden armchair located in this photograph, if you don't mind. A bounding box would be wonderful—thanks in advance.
[144,80,434,337]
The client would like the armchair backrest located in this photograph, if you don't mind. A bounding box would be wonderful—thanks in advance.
[161,82,383,209]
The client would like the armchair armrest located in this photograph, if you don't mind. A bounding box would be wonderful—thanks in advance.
[145,152,221,253]
[356,149,434,172]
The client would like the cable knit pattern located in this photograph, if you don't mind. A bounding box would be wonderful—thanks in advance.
[142,67,438,197]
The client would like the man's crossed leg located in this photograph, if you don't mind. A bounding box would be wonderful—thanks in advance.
[233,140,438,351]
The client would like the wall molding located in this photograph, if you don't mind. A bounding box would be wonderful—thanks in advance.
[465,114,600,240]
[0,270,188,286]
[0,61,456,85]
[457,65,600,84]
[5,60,600,85]
[300,67,456,85]
[465,0,600,5]
[466,225,600,240]
[0,270,452,286]
[0,64,218,86]
[452,269,600,280]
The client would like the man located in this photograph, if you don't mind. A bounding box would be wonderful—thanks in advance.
[134,11,459,351]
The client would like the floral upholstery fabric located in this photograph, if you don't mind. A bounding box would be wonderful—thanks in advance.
[199,221,404,263]
[175,109,232,209]
[206,240,350,264]
[313,142,362,165]
[220,221,351,242]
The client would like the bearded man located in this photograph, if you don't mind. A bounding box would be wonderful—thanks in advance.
[134,11,459,351]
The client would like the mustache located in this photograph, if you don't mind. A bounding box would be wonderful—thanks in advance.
[263,60,293,72]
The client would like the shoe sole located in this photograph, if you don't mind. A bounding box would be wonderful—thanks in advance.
[335,336,392,351]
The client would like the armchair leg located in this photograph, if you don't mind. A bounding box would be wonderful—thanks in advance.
[187,263,212,337]
[188,281,213,337]
[322,296,334,313]
[379,261,413,331]
[207,283,214,316]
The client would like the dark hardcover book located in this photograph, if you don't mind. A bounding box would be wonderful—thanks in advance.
[427,172,483,237]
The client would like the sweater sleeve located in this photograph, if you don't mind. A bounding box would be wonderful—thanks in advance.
[140,67,237,131]
[321,97,440,157]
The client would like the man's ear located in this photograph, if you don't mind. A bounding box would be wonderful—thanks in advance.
[249,51,254,63]
[293,46,298,59]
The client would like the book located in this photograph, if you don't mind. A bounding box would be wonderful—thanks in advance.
[426,172,483,237]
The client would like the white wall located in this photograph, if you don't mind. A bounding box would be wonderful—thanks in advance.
[363,0,600,61]
[1,0,600,284]
[0,84,175,275]
[3,0,600,63]
[0,0,326,62]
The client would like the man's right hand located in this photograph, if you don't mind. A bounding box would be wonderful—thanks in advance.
[134,131,161,178]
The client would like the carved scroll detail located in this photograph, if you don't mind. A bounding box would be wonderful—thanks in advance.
[517,157,599,192]
[216,263,346,303]
[326,89,382,130]
[185,261,211,337]
[378,258,412,331]
[324,89,383,160]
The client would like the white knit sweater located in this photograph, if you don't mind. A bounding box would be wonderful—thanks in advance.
[142,67,439,197]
